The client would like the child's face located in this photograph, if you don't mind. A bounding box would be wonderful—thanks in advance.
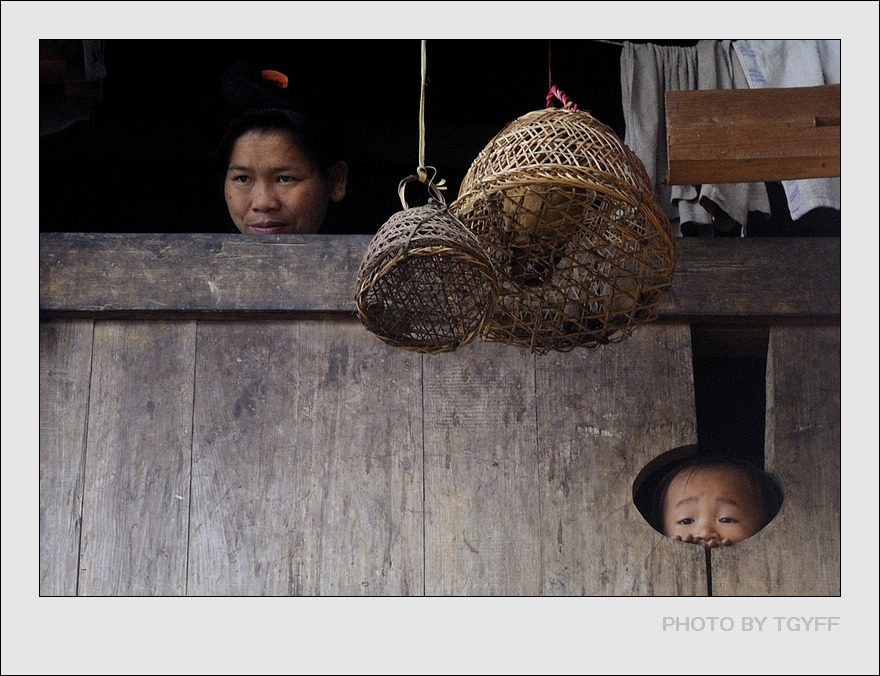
[662,466,764,547]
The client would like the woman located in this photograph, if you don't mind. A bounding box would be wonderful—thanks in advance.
[214,63,348,234]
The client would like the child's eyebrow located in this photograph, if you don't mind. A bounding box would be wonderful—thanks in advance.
[716,497,742,506]
[672,497,696,508]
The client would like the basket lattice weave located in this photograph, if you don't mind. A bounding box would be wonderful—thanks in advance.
[356,179,499,354]
[451,107,677,354]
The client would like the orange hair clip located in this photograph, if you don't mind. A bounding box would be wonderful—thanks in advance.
[261,70,289,89]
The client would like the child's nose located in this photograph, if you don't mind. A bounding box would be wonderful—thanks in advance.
[693,522,719,543]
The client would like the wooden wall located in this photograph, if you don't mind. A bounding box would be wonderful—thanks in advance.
[39,234,840,596]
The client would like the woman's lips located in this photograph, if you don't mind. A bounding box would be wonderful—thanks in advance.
[247,222,290,234]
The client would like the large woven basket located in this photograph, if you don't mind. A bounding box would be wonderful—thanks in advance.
[452,106,676,354]
[356,177,499,354]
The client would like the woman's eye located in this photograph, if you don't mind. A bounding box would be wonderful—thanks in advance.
[677,518,694,525]
[277,175,297,184]
[230,175,250,184]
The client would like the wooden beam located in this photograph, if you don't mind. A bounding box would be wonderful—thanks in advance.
[665,84,840,185]
[40,233,840,322]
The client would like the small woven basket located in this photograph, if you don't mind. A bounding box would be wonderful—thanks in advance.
[452,104,676,354]
[356,177,499,354]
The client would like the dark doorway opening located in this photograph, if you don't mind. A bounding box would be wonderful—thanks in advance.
[690,324,770,468]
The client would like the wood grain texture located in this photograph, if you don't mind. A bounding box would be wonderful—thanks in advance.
[77,321,196,595]
[710,325,841,595]
[39,233,367,313]
[423,324,706,595]
[423,341,542,595]
[663,238,839,322]
[665,84,841,184]
[188,320,423,596]
[40,234,841,322]
[537,323,707,595]
[40,320,94,595]
[39,315,842,596]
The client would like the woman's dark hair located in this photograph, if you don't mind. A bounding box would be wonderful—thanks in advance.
[217,107,344,175]
[643,452,784,535]
[209,61,345,174]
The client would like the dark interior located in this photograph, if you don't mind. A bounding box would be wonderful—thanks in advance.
[40,39,839,237]
[40,39,637,236]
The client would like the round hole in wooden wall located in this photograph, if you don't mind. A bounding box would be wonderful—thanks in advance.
[632,444,698,534]
[632,445,784,544]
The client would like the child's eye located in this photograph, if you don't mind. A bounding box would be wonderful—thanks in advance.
[277,175,298,184]
[719,517,738,524]
[677,518,694,525]
[229,175,250,184]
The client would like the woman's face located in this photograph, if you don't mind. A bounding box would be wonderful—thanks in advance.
[225,129,347,235]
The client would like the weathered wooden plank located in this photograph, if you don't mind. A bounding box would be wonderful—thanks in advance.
[39,233,367,314]
[710,325,840,595]
[664,238,839,322]
[187,320,423,596]
[537,323,707,595]
[666,84,841,184]
[77,321,196,595]
[423,341,540,595]
[39,320,94,595]
[40,234,840,322]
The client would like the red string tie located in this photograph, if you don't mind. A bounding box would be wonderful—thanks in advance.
[546,85,577,111]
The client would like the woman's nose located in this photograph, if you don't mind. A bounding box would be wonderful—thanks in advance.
[252,184,280,211]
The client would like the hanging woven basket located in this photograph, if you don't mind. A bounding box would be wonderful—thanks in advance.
[451,100,677,354]
[356,176,499,354]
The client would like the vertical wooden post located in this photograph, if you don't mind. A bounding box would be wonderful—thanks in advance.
[78,321,196,595]
[710,326,841,595]
[40,320,94,595]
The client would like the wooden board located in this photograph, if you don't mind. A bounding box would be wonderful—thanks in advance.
[38,315,841,596]
[423,341,542,595]
[39,233,367,314]
[423,324,706,595]
[664,238,839,322]
[187,320,423,595]
[40,234,841,323]
[77,321,196,595]
[710,325,841,595]
[665,84,840,185]
[39,320,94,595]
[537,324,706,595]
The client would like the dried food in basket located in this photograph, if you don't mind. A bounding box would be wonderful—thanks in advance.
[452,94,676,354]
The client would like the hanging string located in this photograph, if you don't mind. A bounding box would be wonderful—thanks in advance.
[545,41,577,111]
[416,40,446,193]
[418,40,427,183]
